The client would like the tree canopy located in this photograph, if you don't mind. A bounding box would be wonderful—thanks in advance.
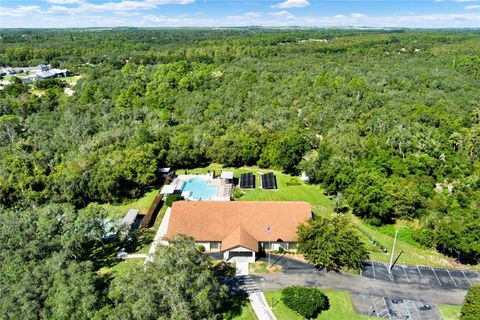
[297,215,369,271]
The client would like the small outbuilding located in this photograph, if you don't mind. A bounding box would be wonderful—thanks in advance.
[160,184,176,195]
[220,171,234,183]
[120,209,139,228]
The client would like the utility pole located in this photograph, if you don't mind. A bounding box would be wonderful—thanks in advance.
[389,229,398,276]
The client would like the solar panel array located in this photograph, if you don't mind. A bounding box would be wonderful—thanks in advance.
[240,173,255,189]
[261,172,277,189]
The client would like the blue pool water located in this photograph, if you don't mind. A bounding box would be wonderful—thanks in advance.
[182,178,217,200]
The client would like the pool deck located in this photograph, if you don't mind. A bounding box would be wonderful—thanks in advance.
[171,174,232,201]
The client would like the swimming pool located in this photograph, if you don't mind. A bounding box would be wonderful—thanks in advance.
[182,178,217,200]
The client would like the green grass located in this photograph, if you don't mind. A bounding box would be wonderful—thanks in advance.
[439,304,462,320]
[351,214,469,268]
[229,302,257,320]
[100,188,159,219]
[60,75,81,85]
[264,289,368,320]
[185,164,332,215]
[99,258,144,278]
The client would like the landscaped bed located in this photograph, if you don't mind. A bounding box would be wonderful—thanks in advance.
[249,262,283,274]
[438,304,462,320]
[264,289,368,320]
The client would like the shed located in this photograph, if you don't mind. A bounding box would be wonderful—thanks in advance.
[220,171,234,180]
[160,184,176,195]
[121,209,139,228]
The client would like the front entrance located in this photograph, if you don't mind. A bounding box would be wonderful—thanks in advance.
[223,246,256,263]
[229,251,253,258]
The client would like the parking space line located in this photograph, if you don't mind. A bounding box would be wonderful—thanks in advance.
[403,300,413,319]
[410,301,422,320]
[476,271,480,277]
[382,297,391,319]
[431,267,442,286]
[402,266,410,282]
[417,266,425,284]
[462,270,472,286]
[446,269,458,287]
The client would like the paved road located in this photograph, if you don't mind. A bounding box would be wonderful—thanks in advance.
[253,255,467,305]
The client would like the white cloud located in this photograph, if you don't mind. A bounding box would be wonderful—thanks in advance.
[271,0,310,9]
[465,4,480,9]
[45,0,195,14]
[114,11,142,16]
[268,10,295,20]
[0,5,41,17]
[1,2,480,28]
[452,0,478,2]
[245,12,262,18]
[45,0,83,4]
[351,13,367,18]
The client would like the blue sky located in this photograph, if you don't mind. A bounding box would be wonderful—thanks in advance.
[1,0,479,28]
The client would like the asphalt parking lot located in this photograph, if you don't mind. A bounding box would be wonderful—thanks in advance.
[361,261,480,289]
[352,293,442,320]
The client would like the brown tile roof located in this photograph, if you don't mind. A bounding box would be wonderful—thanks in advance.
[166,201,312,251]
[222,226,259,252]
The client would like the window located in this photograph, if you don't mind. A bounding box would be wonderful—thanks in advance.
[260,242,271,250]
[210,241,220,251]
[287,242,297,250]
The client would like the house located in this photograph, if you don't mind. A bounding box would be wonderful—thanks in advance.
[165,201,311,262]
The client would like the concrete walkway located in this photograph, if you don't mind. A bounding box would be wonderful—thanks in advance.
[144,207,171,265]
[237,273,277,320]
[249,291,277,320]
[236,261,249,276]
[124,254,147,259]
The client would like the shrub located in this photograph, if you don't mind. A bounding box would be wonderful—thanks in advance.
[281,286,329,319]
[461,285,480,320]
[286,177,302,186]
[165,194,184,207]
[197,244,205,253]
[233,188,244,199]
[412,228,435,248]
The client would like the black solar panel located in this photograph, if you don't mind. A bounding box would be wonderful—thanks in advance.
[240,173,255,189]
[261,172,277,189]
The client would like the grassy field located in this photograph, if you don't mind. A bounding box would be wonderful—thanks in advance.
[60,75,81,85]
[351,215,469,269]
[264,290,368,320]
[100,188,159,219]
[438,304,462,320]
[230,302,257,320]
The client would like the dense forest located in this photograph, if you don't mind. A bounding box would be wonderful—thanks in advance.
[0,28,479,318]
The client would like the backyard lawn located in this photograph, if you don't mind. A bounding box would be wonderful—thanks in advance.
[101,188,159,219]
[264,289,368,320]
[438,304,462,320]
